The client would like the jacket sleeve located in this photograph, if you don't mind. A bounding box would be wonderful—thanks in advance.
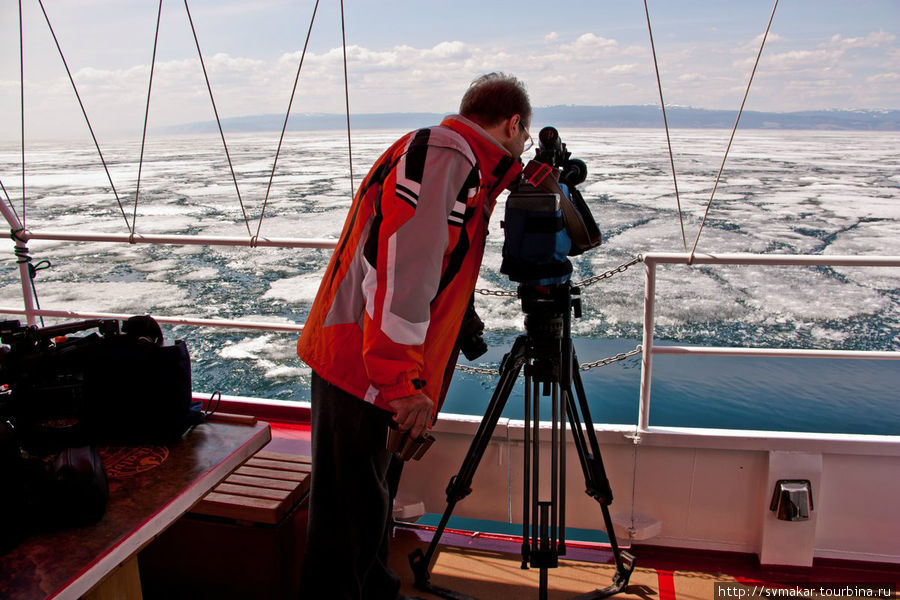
[360,144,474,408]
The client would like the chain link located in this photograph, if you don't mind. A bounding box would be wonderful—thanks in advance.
[456,345,643,376]
[473,287,518,298]
[579,345,643,371]
[574,255,643,289]
[473,255,642,297]
[463,256,645,376]
[456,364,500,375]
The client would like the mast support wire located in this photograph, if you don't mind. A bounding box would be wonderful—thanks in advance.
[255,0,322,242]
[19,0,26,229]
[132,0,164,241]
[642,0,687,252]
[0,178,21,225]
[183,0,254,239]
[340,0,356,201]
[688,0,780,264]
[35,0,133,234]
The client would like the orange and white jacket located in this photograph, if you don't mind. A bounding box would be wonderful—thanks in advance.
[297,115,522,419]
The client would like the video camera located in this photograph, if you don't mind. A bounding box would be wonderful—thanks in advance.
[456,127,600,360]
[500,127,601,289]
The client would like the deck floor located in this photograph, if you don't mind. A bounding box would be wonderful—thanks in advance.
[389,526,899,600]
[267,421,899,600]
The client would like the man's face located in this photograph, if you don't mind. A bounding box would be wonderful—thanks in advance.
[513,117,534,161]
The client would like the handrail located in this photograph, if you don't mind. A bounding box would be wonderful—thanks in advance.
[637,252,900,431]
[653,346,899,360]
[0,307,303,333]
[20,230,338,249]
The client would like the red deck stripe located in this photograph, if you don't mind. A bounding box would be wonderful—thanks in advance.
[658,569,677,600]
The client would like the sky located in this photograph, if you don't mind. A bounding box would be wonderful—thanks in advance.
[0,0,898,140]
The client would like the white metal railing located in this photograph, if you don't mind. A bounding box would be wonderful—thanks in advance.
[23,230,338,250]
[0,307,306,333]
[1,205,336,328]
[4,209,900,432]
[637,252,900,431]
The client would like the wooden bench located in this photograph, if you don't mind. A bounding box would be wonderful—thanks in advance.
[191,450,311,525]
[140,447,311,600]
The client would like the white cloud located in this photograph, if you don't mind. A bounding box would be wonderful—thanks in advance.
[605,63,639,75]
[561,33,618,54]
[1,19,897,141]
[828,31,895,50]
[866,72,900,83]
[733,32,784,54]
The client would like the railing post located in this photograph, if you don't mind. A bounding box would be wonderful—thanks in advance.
[0,200,38,326]
[638,257,656,431]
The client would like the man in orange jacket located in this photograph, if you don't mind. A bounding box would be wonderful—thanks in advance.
[298,73,532,599]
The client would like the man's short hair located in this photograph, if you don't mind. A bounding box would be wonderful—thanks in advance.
[459,72,531,128]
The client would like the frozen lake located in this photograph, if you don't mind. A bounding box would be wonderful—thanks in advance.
[1,127,898,434]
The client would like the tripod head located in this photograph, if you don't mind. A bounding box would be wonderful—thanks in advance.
[518,283,582,345]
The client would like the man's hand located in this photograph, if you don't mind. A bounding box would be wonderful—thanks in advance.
[387,392,433,440]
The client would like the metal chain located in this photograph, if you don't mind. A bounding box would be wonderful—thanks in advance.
[473,287,517,298]
[456,345,643,376]
[574,255,643,289]
[456,364,500,375]
[464,256,645,375]
[579,345,643,371]
[473,255,643,297]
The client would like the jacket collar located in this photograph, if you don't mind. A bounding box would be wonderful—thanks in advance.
[440,114,523,207]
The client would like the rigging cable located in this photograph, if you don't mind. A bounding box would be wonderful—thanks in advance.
[19,0,25,230]
[642,0,687,252]
[340,0,356,201]
[132,0,164,242]
[0,177,22,225]
[184,0,254,240]
[255,0,322,243]
[688,0,780,264]
[36,0,133,234]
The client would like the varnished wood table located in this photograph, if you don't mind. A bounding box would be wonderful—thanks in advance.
[0,420,271,600]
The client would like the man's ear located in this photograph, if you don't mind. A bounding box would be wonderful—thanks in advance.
[505,114,520,139]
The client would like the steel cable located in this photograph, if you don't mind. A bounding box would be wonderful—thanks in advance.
[255,0,322,241]
[19,0,26,230]
[0,177,22,225]
[36,0,132,234]
[184,0,254,239]
[132,0,164,240]
[688,0,780,264]
[642,0,687,252]
[340,0,356,201]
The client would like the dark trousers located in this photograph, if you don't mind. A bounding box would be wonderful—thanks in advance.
[300,372,403,600]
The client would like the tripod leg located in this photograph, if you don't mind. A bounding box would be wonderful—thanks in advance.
[410,336,528,594]
[562,357,636,598]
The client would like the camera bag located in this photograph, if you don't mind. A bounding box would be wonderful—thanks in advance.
[0,316,194,453]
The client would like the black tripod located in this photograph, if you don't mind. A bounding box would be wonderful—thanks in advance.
[409,283,635,600]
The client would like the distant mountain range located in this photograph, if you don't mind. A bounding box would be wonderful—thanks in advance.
[160,105,900,134]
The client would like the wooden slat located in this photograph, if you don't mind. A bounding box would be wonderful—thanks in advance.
[235,465,307,482]
[254,450,311,464]
[193,492,284,525]
[190,448,311,524]
[224,473,299,492]
[214,479,305,509]
[244,457,311,473]
[214,483,292,502]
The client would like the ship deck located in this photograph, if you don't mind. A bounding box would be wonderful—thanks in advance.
[266,421,900,600]
[391,525,899,599]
